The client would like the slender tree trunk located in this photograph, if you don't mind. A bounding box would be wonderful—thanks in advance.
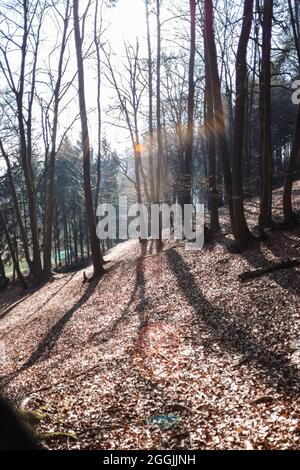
[94,0,103,212]
[204,0,235,230]
[204,41,220,232]
[43,0,70,276]
[181,0,196,208]
[0,209,27,288]
[145,0,155,203]
[17,1,42,283]
[0,139,33,274]
[0,253,9,291]
[17,98,42,282]
[156,0,162,203]
[283,105,300,223]
[258,0,274,236]
[73,0,104,277]
[232,0,254,248]
[283,0,300,224]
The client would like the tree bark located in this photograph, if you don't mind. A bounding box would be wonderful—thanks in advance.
[181,0,196,208]
[204,0,235,230]
[283,105,300,224]
[0,138,33,274]
[43,0,71,276]
[73,0,104,277]
[145,0,155,203]
[204,30,219,232]
[0,208,27,288]
[232,0,254,248]
[94,0,103,212]
[156,0,163,204]
[283,0,300,224]
[258,0,274,236]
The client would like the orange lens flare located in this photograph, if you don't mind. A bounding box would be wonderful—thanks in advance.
[135,143,146,153]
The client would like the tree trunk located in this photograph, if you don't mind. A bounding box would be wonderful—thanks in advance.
[43,0,70,277]
[73,0,104,277]
[204,31,219,232]
[156,0,162,204]
[94,0,103,212]
[0,139,33,274]
[258,0,274,236]
[145,0,155,203]
[181,0,196,208]
[0,209,27,288]
[283,0,300,224]
[204,0,235,230]
[232,0,254,248]
[283,105,300,223]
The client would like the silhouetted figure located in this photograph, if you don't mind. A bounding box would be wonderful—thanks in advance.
[0,398,38,450]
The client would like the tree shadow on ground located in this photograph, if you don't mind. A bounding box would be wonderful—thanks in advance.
[0,272,77,322]
[0,293,35,321]
[0,277,101,388]
[240,227,300,298]
[166,248,300,397]
[90,241,149,346]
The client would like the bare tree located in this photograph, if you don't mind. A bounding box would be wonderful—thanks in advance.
[231,0,254,248]
[204,29,219,232]
[43,0,72,277]
[258,0,274,237]
[145,0,155,203]
[0,0,47,282]
[180,0,196,208]
[0,207,27,288]
[204,0,234,231]
[103,42,149,205]
[73,0,104,277]
[94,0,104,212]
[283,0,300,225]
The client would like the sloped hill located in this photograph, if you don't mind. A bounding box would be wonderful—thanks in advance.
[1,184,300,449]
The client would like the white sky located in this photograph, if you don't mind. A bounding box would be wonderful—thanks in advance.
[90,0,150,151]
[0,0,190,172]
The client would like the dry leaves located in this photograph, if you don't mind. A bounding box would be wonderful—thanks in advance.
[0,184,300,449]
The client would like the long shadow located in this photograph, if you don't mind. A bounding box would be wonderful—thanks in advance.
[136,242,149,327]
[0,272,77,322]
[90,267,140,345]
[28,272,77,320]
[240,227,300,299]
[90,242,149,346]
[0,293,35,321]
[0,277,100,388]
[166,248,300,396]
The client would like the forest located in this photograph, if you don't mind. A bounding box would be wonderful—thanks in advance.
[1,0,300,455]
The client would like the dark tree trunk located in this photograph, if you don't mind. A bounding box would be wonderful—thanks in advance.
[283,0,300,224]
[145,0,155,203]
[0,209,27,289]
[43,0,70,277]
[73,0,104,277]
[283,105,300,224]
[181,0,196,208]
[232,0,254,248]
[204,32,219,232]
[204,0,235,230]
[258,0,274,236]
[0,139,33,275]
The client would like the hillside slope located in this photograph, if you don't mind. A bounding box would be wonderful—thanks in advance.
[1,184,300,449]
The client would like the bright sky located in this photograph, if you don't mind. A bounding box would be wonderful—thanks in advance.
[92,0,150,151]
[0,0,189,173]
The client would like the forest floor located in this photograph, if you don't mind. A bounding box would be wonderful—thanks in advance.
[1,184,300,450]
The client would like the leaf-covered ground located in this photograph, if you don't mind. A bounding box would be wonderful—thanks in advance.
[1,184,300,450]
